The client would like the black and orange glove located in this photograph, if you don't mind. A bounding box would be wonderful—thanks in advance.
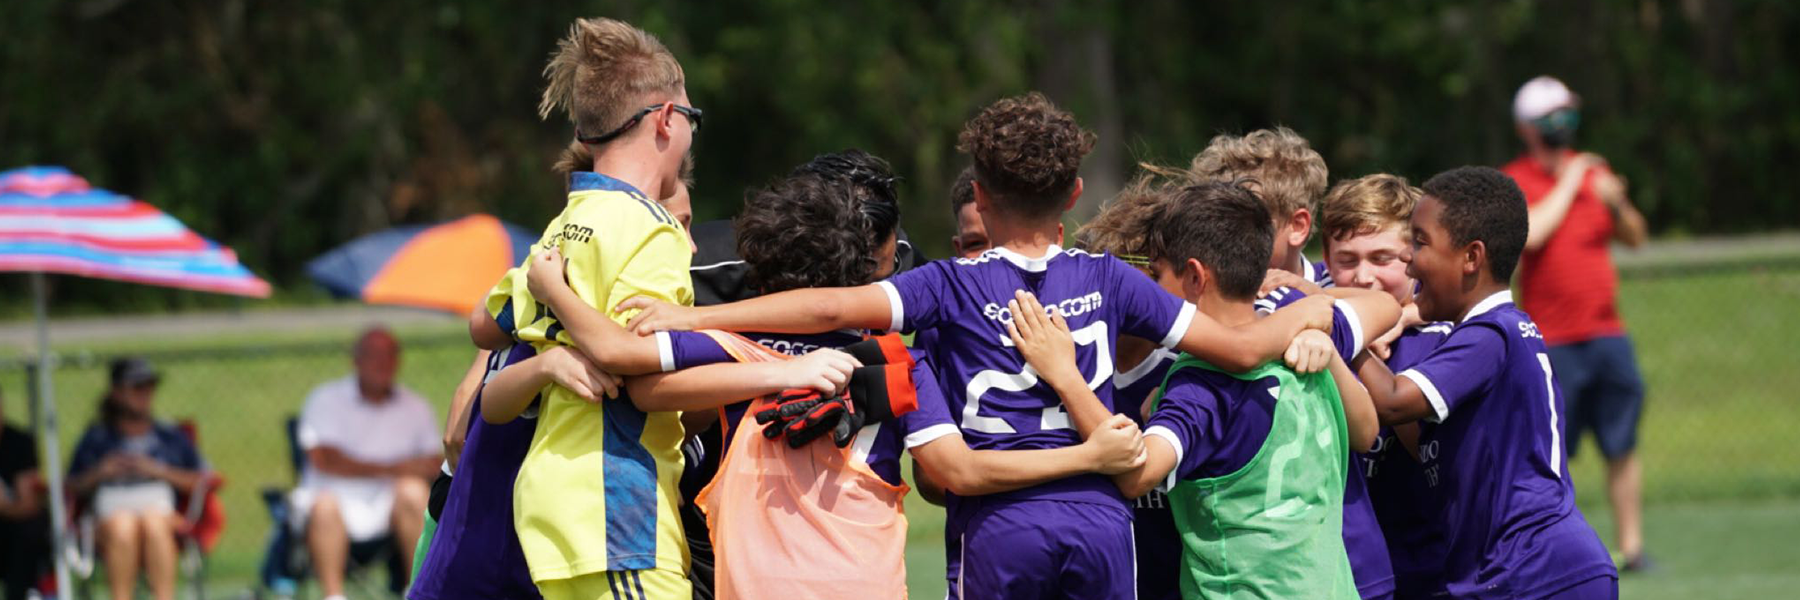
[782,396,856,448]
[755,388,827,440]
[783,361,922,448]
[843,334,912,369]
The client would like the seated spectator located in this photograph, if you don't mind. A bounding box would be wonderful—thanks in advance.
[1,388,51,600]
[291,327,439,600]
[68,359,208,600]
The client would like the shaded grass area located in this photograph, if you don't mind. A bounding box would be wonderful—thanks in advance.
[0,267,1794,596]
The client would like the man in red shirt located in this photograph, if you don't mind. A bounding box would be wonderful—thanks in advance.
[1501,76,1652,571]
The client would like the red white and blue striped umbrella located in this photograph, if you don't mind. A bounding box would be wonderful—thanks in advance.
[0,166,270,297]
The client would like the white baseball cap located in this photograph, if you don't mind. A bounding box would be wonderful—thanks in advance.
[1512,76,1578,122]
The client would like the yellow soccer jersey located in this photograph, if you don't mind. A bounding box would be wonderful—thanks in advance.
[485,171,693,581]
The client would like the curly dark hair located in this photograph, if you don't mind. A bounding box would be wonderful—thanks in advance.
[949,166,976,221]
[1139,180,1274,300]
[736,173,895,293]
[1421,166,1529,282]
[956,92,1096,219]
[792,149,899,206]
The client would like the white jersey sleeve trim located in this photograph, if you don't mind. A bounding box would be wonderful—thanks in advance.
[903,423,960,449]
[1160,302,1198,348]
[875,280,904,333]
[1145,425,1185,493]
[656,331,676,372]
[1399,369,1450,423]
[1333,299,1366,354]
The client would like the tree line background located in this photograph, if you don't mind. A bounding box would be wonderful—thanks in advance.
[3,0,1796,312]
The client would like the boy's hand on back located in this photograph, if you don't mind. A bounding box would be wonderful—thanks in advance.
[617,296,700,335]
[1085,414,1148,475]
[1005,290,1082,389]
[526,248,573,301]
[1283,329,1335,374]
[539,345,621,402]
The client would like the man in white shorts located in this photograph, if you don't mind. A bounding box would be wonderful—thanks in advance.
[292,327,440,600]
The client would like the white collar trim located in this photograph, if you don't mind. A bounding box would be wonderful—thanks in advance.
[1462,290,1514,323]
[989,244,1064,273]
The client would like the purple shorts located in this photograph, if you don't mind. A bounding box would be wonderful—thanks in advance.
[956,499,1135,599]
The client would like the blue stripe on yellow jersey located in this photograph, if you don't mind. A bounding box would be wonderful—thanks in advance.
[485,171,693,581]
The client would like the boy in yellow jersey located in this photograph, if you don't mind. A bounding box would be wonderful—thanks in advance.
[473,17,700,600]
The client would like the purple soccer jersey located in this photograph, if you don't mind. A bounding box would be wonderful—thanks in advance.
[409,344,541,600]
[881,246,1192,597]
[1116,347,1182,600]
[1308,257,1336,289]
[1363,322,1453,599]
[879,245,1195,507]
[1398,291,1617,598]
[663,329,958,487]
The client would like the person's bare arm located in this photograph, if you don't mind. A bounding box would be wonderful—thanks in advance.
[70,454,129,495]
[681,410,719,443]
[1323,287,1404,354]
[912,458,948,506]
[1610,200,1649,248]
[618,285,896,336]
[1114,434,1180,499]
[480,346,622,424]
[443,349,491,471]
[307,446,402,478]
[1175,294,1336,373]
[526,249,667,375]
[909,415,1145,497]
[622,349,860,413]
[1525,154,1597,251]
[1351,352,1435,426]
[470,305,512,351]
[1592,169,1649,248]
[1329,352,1379,452]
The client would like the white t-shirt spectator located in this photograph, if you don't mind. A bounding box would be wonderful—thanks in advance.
[290,375,438,540]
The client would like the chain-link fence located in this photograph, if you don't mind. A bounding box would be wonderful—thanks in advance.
[1,244,1797,594]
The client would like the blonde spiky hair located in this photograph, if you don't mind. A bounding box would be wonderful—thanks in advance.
[539,18,685,144]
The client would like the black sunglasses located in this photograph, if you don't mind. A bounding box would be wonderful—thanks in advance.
[577,104,703,146]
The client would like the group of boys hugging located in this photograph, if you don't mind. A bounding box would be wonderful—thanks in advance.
[403,16,1619,600]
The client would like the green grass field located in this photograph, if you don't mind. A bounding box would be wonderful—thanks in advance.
[2,266,1796,598]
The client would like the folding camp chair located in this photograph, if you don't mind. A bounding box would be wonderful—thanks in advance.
[64,419,224,600]
[256,416,403,600]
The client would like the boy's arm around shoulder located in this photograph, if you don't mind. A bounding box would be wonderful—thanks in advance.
[621,260,951,336]
[908,414,1146,497]
[1175,294,1337,373]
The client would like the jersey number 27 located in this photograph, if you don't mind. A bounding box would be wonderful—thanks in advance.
[961,321,1112,434]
